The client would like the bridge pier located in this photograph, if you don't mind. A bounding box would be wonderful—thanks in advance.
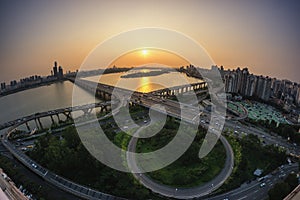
[100,106,105,113]
[96,90,101,98]
[63,112,72,120]
[101,105,109,113]
[37,118,43,130]
[56,114,61,122]
[96,90,105,99]
[25,122,30,131]
[104,93,111,101]
[129,101,136,107]
[82,108,92,115]
[50,115,55,124]
[96,91,111,101]
[34,119,40,130]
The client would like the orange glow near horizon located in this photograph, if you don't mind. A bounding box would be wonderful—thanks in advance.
[141,49,148,56]
[108,49,190,68]
[1,1,299,83]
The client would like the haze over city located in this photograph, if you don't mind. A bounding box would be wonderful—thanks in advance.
[1,0,300,83]
[1,1,300,200]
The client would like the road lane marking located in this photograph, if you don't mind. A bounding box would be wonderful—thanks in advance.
[237,196,247,200]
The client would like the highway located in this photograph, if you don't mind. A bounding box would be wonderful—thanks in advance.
[208,163,298,200]
[223,120,300,156]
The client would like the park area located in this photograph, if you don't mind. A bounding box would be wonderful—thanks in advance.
[230,100,287,124]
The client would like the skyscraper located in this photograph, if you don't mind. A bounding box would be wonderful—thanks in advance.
[296,86,300,106]
[224,73,236,93]
[0,82,6,90]
[244,74,257,97]
[223,66,297,103]
[53,61,58,77]
[240,68,249,95]
[58,66,63,79]
[262,77,272,101]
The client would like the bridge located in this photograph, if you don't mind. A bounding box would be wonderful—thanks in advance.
[150,81,207,97]
[0,77,248,200]
[1,101,126,200]
[0,101,115,136]
[68,77,212,124]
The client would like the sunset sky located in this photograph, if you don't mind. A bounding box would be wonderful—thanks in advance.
[0,0,299,83]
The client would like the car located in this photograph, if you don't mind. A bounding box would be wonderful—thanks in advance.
[280,165,284,169]
[260,182,266,187]
[257,177,265,182]
[21,147,27,151]
[279,173,286,178]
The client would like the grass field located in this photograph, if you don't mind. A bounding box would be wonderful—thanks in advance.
[136,123,226,187]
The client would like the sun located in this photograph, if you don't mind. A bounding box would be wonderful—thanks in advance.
[141,49,148,56]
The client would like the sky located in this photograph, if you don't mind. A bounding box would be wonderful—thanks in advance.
[0,0,299,83]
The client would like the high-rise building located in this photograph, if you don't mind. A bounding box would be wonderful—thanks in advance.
[0,82,6,90]
[53,61,58,77]
[10,80,17,86]
[235,67,242,93]
[271,79,281,98]
[244,74,257,96]
[240,68,249,95]
[254,75,264,98]
[296,86,300,106]
[225,73,236,93]
[223,66,297,103]
[262,77,272,101]
[58,66,63,79]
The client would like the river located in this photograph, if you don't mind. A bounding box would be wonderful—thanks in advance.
[83,69,203,93]
[0,81,98,124]
[0,70,202,124]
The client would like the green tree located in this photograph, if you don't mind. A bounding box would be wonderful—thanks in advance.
[268,182,290,200]
[285,173,298,190]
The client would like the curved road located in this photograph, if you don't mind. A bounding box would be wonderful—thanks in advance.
[126,126,234,199]
[1,102,126,200]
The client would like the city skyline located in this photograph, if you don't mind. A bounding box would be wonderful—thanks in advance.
[0,0,300,83]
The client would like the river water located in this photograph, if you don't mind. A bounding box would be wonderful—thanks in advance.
[0,70,201,124]
[0,81,98,124]
[84,69,203,93]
